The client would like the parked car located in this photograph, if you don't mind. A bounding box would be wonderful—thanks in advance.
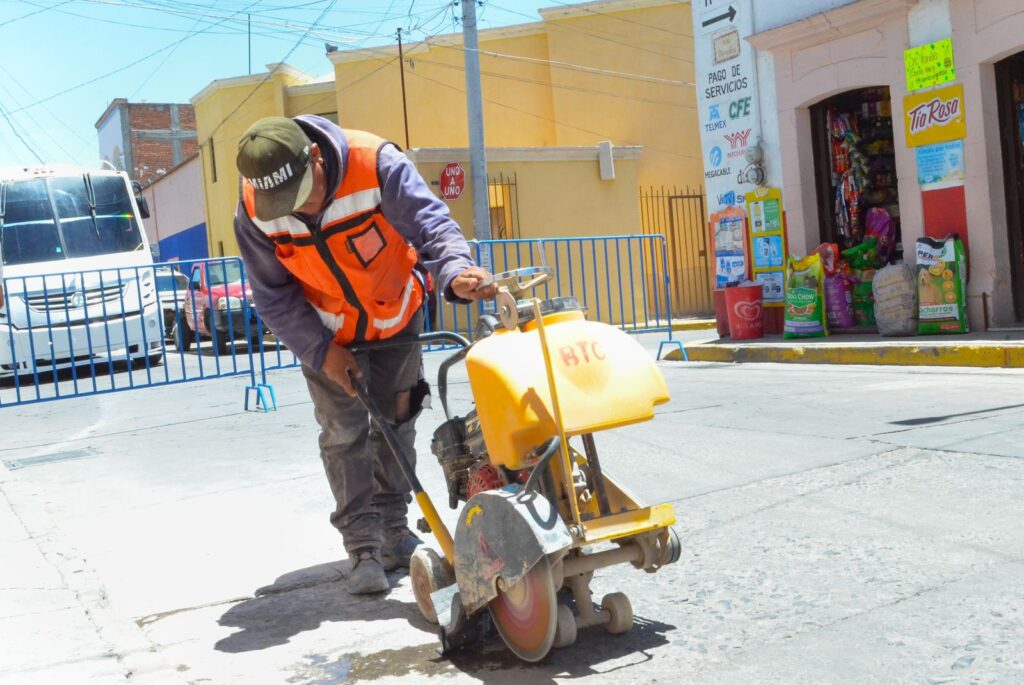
[155,267,189,341]
[174,260,260,354]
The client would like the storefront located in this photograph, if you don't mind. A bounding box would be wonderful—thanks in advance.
[734,0,1024,334]
[810,86,902,257]
[996,50,1024,322]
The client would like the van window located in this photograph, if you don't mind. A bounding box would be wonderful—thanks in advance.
[0,175,144,266]
[0,179,64,265]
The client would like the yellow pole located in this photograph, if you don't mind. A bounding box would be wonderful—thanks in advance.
[532,300,582,531]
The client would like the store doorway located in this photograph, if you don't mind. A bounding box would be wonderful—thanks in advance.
[996,51,1024,321]
[810,87,902,259]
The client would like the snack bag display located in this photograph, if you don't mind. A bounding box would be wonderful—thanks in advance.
[865,208,896,264]
[824,272,855,329]
[852,281,876,327]
[916,235,968,334]
[873,263,917,337]
[814,243,840,275]
[784,254,828,339]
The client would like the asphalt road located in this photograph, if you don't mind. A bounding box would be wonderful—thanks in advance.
[1,336,1023,684]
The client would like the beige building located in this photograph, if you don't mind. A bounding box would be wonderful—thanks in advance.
[743,0,1024,328]
[190,1,711,314]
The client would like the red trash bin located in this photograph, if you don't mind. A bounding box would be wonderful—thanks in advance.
[724,284,764,340]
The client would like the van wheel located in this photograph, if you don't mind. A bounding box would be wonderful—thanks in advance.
[174,322,193,352]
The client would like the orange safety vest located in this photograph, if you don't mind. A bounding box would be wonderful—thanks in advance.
[242,129,423,345]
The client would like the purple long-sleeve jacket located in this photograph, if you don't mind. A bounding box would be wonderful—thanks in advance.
[233,115,476,371]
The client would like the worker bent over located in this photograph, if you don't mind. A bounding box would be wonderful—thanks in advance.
[233,115,495,594]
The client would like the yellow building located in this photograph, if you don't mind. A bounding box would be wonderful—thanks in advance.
[191,0,707,313]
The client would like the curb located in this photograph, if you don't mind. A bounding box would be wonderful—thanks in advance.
[663,342,1024,368]
[671,319,717,332]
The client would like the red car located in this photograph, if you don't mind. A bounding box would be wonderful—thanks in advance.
[174,260,260,354]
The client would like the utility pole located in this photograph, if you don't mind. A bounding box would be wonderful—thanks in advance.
[396,28,411,149]
[460,0,493,268]
[247,14,252,75]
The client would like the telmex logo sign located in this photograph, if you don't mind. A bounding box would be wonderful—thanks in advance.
[903,83,966,147]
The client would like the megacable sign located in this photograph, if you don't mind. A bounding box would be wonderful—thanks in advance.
[903,83,966,147]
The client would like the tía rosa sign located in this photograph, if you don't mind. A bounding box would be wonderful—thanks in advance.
[903,83,966,147]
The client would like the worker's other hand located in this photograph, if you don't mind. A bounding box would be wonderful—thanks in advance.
[451,266,498,301]
[322,343,361,396]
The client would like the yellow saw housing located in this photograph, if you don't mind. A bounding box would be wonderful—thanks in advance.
[465,309,670,470]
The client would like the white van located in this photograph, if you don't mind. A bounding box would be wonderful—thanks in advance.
[0,164,163,379]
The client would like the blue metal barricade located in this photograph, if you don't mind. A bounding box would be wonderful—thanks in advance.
[0,235,683,411]
[0,257,266,409]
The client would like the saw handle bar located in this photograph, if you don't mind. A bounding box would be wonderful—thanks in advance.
[348,330,471,353]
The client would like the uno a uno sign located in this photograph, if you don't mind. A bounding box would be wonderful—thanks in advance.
[903,83,966,147]
[440,162,465,200]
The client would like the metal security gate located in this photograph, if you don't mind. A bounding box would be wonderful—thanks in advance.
[489,172,520,239]
[640,186,713,316]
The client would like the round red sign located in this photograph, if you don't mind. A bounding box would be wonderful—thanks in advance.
[440,162,465,200]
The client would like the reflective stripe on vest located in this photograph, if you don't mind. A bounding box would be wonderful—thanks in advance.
[242,128,423,344]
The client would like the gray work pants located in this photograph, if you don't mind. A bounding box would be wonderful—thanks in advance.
[301,312,428,554]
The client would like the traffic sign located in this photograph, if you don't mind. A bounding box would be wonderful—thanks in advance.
[440,162,465,200]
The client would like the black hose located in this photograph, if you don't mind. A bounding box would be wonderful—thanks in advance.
[521,436,562,495]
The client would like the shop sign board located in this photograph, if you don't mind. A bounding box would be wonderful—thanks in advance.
[916,139,965,186]
[692,0,761,220]
[904,38,956,92]
[745,187,787,306]
[709,205,747,287]
[903,83,966,147]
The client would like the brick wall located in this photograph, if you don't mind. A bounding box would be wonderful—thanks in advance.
[127,103,198,187]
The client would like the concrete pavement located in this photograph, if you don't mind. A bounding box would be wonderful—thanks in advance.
[2,340,1024,683]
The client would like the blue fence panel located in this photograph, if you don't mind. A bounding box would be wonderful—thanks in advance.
[0,257,265,409]
[0,235,682,410]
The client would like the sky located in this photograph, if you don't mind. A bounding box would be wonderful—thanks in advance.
[0,0,558,168]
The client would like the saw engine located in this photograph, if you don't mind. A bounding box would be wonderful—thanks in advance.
[431,410,526,508]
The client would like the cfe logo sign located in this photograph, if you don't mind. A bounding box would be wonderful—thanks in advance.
[440,162,465,200]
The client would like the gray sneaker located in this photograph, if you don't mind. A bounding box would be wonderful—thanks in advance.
[345,550,390,595]
[381,527,423,571]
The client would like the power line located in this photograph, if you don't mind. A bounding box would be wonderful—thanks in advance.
[6,0,289,116]
[0,79,77,160]
[486,2,690,64]
[0,63,93,146]
[0,0,74,28]
[409,55,695,109]
[128,0,266,100]
[541,0,691,38]
[0,101,44,164]
[406,67,699,162]
[204,0,339,144]
[426,40,693,86]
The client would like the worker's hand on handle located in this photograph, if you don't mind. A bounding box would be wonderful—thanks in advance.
[321,342,361,396]
[451,266,498,301]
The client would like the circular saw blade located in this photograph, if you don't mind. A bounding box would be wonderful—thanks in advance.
[488,556,558,662]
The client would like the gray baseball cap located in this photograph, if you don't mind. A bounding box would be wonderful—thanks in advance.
[236,117,314,221]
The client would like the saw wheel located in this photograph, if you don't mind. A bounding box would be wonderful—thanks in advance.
[488,556,558,662]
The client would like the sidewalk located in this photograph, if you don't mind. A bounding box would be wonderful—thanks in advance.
[664,330,1024,368]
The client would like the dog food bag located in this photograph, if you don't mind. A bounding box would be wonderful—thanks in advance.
[873,263,917,336]
[916,235,969,334]
[784,253,828,339]
[824,272,855,329]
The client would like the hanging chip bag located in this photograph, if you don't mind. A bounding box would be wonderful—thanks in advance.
[784,253,828,339]
[916,235,968,335]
